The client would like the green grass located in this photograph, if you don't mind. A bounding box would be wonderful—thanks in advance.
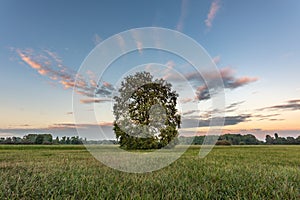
[0,145,299,199]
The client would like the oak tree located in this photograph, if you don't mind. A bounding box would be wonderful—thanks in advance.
[113,72,181,149]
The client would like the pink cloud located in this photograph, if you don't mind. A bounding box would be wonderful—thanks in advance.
[90,79,97,87]
[162,65,258,93]
[86,70,98,87]
[43,49,63,66]
[162,65,258,101]
[166,60,175,69]
[18,51,43,70]
[219,67,234,78]
[212,55,221,65]
[231,77,258,88]
[60,80,75,89]
[131,30,143,54]
[103,81,110,87]
[80,98,111,104]
[48,123,78,129]
[205,0,221,29]
[17,50,54,76]
[16,48,115,103]
[98,121,113,126]
[103,81,114,90]
[37,68,49,75]
[176,0,189,31]
[136,41,143,54]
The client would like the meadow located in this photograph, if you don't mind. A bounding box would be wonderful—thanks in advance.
[0,145,299,199]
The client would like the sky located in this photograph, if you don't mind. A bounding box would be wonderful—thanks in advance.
[0,0,300,141]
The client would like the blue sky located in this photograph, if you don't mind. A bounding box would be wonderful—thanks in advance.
[0,0,300,140]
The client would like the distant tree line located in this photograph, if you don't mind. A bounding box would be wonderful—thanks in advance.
[265,133,300,145]
[179,134,263,145]
[0,133,299,145]
[0,134,84,145]
[0,134,120,145]
[179,133,300,145]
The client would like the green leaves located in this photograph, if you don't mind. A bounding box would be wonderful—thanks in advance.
[113,72,181,149]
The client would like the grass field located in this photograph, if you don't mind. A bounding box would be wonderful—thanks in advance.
[0,145,299,199]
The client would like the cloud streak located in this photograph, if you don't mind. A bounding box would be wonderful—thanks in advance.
[18,50,47,75]
[195,67,257,100]
[176,0,189,32]
[80,98,111,104]
[181,114,251,128]
[164,66,257,101]
[130,30,144,54]
[205,0,221,29]
[212,55,221,65]
[261,99,300,111]
[17,49,114,104]
[226,101,245,110]
[93,34,102,46]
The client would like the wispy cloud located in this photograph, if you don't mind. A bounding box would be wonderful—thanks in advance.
[86,70,98,87]
[166,60,176,70]
[182,109,198,115]
[226,101,245,110]
[103,81,115,91]
[287,99,300,104]
[43,49,63,66]
[164,66,257,101]
[48,122,113,130]
[95,81,115,97]
[98,121,113,126]
[212,55,221,65]
[16,48,115,103]
[269,118,284,121]
[136,41,143,54]
[196,85,211,101]
[8,124,31,128]
[93,34,102,46]
[227,77,258,89]
[18,50,46,75]
[131,30,143,54]
[176,0,189,32]
[252,113,282,121]
[182,101,245,121]
[205,0,221,29]
[162,60,176,77]
[196,67,257,100]
[116,34,126,52]
[80,98,111,104]
[181,114,251,128]
[261,99,300,111]
[49,123,78,129]
[17,48,76,86]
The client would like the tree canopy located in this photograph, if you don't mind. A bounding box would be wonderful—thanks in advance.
[265,133,300,145]
[113,71,181,149]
